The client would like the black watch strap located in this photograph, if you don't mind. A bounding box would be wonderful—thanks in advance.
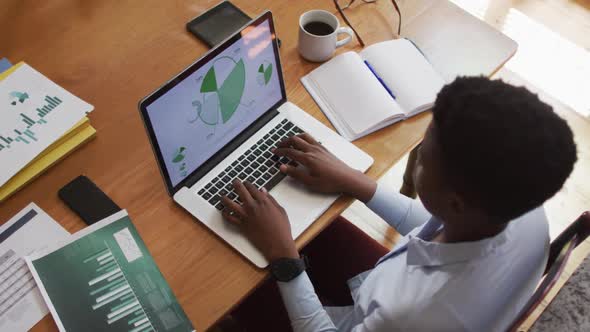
[270,256,306,282]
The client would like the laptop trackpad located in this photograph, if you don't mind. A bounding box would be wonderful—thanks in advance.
[270,175,338,238]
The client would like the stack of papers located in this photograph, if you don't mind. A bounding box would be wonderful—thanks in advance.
[2,204,195,331]
[0,203,70,331]
[25,210,195,332]
[0,61,96,202]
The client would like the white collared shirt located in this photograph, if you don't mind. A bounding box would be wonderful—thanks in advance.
[278,183,549,331]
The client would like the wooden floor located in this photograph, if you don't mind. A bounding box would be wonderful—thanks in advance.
[344,0,590,330]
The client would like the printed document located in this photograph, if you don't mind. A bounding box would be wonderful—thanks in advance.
[0,203,70,332]
[0,64,93,186]
[26,210,195,332]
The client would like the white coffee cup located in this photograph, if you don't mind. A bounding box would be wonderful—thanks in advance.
[298,10,354,62]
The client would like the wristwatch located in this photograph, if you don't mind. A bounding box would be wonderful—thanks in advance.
[270,256,307,282]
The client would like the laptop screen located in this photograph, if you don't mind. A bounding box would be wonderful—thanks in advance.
[144,15,283,189]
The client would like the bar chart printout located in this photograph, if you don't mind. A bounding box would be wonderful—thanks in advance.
[86,246,154,331]
[0,96,63,149]
[26,211,195,332]
[0,63,93,187]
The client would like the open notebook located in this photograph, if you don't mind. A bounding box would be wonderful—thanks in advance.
[301,39,445,141]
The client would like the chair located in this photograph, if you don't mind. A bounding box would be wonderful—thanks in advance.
[508,211,590,331]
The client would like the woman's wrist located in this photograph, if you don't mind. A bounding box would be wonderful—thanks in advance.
[267,243,299,262]
[344,170,377,203]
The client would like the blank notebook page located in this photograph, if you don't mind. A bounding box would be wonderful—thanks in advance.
[305,52,402,135]
[361,39,445,114]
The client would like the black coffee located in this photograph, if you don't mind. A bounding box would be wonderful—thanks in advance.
[303,21,335,36]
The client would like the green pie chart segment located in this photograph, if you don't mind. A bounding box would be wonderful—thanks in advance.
[263,64,273,85]
[200,67,218,93]
[217,58,246,123]
[195,57,246,125]
[257,63,273,85]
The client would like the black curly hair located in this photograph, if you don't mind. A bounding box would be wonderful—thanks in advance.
[432,76,577,221]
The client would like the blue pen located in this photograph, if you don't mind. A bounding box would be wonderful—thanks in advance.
[364,60,396,100]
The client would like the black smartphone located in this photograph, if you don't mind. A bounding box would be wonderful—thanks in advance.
[186,1,252,48]
[58,175,121,225]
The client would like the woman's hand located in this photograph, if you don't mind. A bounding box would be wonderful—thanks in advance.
[221,180,298,262]
[273,133,377,202]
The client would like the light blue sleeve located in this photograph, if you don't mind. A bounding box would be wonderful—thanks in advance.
[277,272,338,332]
[275,184,431,331]
[365,183,431,236]
[277,272,392,332]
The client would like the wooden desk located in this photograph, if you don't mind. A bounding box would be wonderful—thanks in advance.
[0,1,429,330]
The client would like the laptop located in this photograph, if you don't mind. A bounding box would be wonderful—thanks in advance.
[139,11,373,267]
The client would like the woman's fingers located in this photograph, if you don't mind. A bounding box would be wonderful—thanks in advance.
[277,134,313,152]
[233,180,254,206]
[244,181,265,202]
[272,147,308,165]
[279,164,313,185]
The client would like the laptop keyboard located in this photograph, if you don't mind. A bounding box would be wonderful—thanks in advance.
[197,119,304,211]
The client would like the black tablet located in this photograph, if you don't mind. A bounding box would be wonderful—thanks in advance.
[186,1,251,48]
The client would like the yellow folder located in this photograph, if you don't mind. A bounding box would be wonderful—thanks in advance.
[0,62,97,202]
[0,61,23,79]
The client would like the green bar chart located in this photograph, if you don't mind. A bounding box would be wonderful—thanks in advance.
[85,247,154,332]
[0,95,62,152]
[29,213,194,332]
[36,95,62,118]
[21,113,35,127]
